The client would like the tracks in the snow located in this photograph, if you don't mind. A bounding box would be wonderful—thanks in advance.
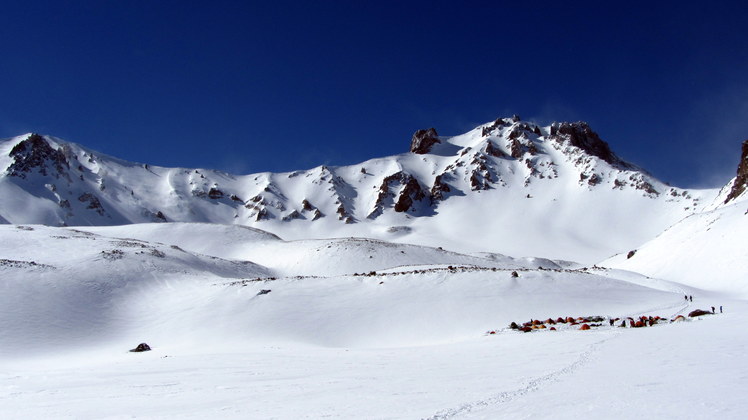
[423,332,620,420]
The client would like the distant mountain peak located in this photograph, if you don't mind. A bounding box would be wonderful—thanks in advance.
[7,133,71,180]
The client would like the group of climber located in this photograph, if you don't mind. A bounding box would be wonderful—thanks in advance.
[685,295,723,314]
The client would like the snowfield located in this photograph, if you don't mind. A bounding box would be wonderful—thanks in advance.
[1,223,746,419]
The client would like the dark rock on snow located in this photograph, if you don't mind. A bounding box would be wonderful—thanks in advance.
[410,128,440,154]
[129,342,151,352]
[7,134,71,179]
[725,139,748,204]
[549,122,623,166]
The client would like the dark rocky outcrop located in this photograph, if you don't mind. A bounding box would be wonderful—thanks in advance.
[410,128,440,154]
[549,122,623,166]
[78,193,106,216]
[129,342,151,352]
[7,134,71,180]
[725,139,748,203]
[509,138,525,159]
[336,204,355,223]
[301,199,324,220]
[481,118,511,137]
[395,176,426,212]
[282,210,304,221]
[372,172,427,216]
[484,141,506,158]
[208,187,224,199]
[430,174,451,201]
[255,208,272,221]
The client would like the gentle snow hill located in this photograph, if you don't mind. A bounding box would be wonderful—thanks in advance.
[603,193,748,296]
[78,223,561,276]
[0,224,270,357]
[0,117,721,263]
[0,223,694,357]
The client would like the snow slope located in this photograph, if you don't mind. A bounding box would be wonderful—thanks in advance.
[1,222,745,419]
[75,223,561,276]
[603,192,748,296]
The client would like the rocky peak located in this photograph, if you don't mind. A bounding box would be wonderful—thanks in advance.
[410,128,440,154]
[7,134,70,179]
[724,139,748,204]
[549,122,623,166]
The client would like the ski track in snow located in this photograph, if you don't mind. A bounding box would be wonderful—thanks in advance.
[423,331,620,420]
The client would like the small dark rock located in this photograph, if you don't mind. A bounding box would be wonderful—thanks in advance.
[129,343,151,352]
[257,289,272,296]
[208,187,224,199]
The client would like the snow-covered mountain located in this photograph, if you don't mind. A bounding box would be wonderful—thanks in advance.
[0,116,719,262]
[2,122,748,419]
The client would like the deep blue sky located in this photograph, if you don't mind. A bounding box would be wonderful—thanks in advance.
[1,1,747,187]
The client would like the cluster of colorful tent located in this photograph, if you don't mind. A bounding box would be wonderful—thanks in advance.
[485,309,719,335]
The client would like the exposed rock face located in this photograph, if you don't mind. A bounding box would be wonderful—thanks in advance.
[484,141,506,158]
[395,176,426,212]
[208,187,224,199]
[430,174,451,201]
[549,122,621,166]
[725,139,748,204]
[410,128,440,154]
[282,210,304,221]
[78,193,106,216]
[370,172,427,218]
[301,199,324,220]
[7,134,70,179]
[481,118,510,136]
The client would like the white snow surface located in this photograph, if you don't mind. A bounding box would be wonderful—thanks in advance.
[603,194,748,297]
[1,222,746,419]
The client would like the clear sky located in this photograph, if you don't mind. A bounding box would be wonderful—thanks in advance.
[1,1,746,188]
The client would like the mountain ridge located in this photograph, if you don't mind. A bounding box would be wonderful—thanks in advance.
[0,116,732,263]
